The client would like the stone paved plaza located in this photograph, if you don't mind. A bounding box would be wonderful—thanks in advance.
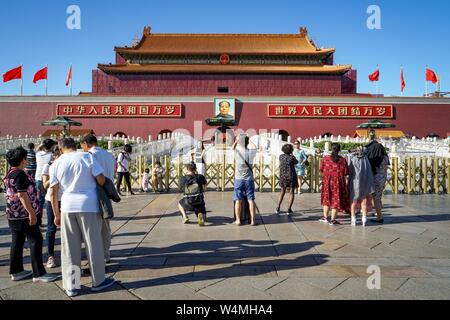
[0,191,449,300]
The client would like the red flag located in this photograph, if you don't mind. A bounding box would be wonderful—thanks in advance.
[3,66,22,82]
[426,68,438,84]
[368,69,380,82]
[33,67,48,84]
[65,65,72,86]
[400,68,406,92]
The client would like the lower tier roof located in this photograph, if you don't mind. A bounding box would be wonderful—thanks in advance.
[97,63,352,75]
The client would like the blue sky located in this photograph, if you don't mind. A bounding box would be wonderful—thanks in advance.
[0,0,448,96]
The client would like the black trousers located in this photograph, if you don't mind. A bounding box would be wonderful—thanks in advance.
[117,172,132,193]
[9,217,46,277]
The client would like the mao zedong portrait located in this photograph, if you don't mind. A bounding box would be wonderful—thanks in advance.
[215,101,234,119]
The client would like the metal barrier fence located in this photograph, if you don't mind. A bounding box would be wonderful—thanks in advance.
[115,154,450,195]
[1,154,449,195]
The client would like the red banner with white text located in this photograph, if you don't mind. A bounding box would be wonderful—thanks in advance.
[57,104,182,118]
[268,104,394,119]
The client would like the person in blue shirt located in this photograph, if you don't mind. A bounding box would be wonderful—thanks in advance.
[293,141,308,194]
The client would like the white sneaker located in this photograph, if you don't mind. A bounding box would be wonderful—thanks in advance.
[351,218,357,226]
[362,217,367,227]
[33,273,58,283]
[47,256,57,268]
[65,289,80,297]
[318,217,329,224]
[11,270,32,281]
[91,277,115,292]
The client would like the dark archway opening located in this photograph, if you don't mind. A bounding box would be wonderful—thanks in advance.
[113,131,127,138]
[159,129,172,136]
[279,130,290,142]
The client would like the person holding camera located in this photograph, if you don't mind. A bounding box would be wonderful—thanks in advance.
[232,134,257,226]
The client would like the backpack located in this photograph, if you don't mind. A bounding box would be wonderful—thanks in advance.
[184,175,204,206]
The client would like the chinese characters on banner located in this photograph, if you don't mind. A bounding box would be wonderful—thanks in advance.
[268,105,394,119]
[57,104,182,117]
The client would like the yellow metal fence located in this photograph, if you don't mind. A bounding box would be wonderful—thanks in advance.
[1,155,449,194]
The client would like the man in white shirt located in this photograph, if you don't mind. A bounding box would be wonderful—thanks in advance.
[49,138,114,297]
[81,134,116,263]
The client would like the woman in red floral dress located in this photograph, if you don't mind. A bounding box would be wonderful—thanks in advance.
[319,143,350,225]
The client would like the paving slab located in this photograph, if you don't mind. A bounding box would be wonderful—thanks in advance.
[194,264,278,278]
[395,278,450,299]
[120,278,211,300]
[1,192,450,300]
[198,277,277,300]
[275,265,359,278]
[265,277,339,299]
[0,282,69,300]
[325,277,410,300]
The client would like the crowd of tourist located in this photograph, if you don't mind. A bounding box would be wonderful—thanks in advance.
[319,136,389,226]
[3,135,119,297]
[2,132,390,297]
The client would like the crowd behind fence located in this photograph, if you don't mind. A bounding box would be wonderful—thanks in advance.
[1,134,449,195]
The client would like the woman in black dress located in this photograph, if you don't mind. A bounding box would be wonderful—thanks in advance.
[276,144,299,215]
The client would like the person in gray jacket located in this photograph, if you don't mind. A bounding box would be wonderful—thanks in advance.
[348,147,374,227]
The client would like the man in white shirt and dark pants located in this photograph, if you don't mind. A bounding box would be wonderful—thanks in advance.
[49,138,114,297]
[81,134,116,263]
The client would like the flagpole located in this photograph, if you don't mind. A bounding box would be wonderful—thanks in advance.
[70,64,73,96]
[45,65,48,96]
[20,64,23,96]
[437,74,441,95]
[400,66,403,97]
[376,64,379,95]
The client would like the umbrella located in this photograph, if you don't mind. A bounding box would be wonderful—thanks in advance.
[41,116,82,137]
[357,119,395,129]
[357,120,395,139]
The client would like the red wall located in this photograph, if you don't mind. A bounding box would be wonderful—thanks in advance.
[1,100,449,139]
[92,71,356,96]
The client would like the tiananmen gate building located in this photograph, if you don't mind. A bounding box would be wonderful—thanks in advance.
[0,26,449,139]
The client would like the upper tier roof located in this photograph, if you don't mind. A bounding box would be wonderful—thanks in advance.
[115,26,335,56]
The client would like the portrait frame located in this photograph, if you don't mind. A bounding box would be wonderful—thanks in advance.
[214,98,236,120]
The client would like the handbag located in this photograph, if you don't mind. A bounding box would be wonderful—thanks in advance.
[302,151,310,167]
